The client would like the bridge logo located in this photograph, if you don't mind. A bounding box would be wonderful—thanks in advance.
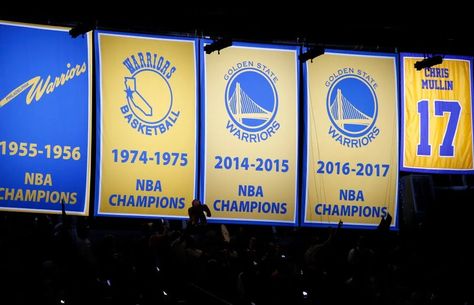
[225,68,278,133]
[326,74,378,138]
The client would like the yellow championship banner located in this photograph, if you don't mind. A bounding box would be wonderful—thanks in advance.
[201,42,299,225]
[95,31,198,218]
[303,50,398,229]
[401,54,474,173]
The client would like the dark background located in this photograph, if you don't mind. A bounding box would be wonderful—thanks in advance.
[2,5,473,55]
[1,7,474,305]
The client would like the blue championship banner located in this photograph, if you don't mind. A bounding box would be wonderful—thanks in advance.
[401,53,474,173]
[95,31,198,218]
[302,50,399,229]
[201,41,299,226]
[0,21,92,215]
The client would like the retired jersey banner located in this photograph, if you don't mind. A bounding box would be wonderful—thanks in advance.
[95,31,198,218]
[0,21,92,215]
[401,53,474,173]
[303,50,399,229]
[201,41,299,226]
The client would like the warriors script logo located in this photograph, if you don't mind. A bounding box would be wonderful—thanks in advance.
[120,52,180,136]
[224,62,280,143]
[325,68,380,147]
[0,62,87,108]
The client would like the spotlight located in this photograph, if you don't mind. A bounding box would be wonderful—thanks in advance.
[414,55,443,71]
[299,47,325,63]
[69,22,94,38]
[204,38,232,54]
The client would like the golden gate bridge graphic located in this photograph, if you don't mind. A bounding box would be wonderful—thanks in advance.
[330,88,372,128]
[227,82,272,124]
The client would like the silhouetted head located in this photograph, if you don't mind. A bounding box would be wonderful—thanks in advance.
[192,199,201,207]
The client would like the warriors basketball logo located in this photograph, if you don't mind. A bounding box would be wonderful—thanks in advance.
[325,69,380,147]
[120,51,180,136]
[224,63,280,143]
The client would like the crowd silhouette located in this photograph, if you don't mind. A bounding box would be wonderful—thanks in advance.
[1,182,473,305]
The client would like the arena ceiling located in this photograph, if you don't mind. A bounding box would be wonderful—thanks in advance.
[2,6,472,56]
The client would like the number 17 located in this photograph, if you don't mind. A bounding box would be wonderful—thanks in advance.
[417,99,461,157]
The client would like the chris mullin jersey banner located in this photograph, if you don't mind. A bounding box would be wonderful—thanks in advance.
[201,42,299,226]
[0,21,92,215]
[303,50,399,229]
[95,31,198,218]
[401,53,474,173]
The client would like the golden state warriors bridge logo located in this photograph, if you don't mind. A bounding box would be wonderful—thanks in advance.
[224,62,280,143]
[325,68,380,147]
[120,51,180,136]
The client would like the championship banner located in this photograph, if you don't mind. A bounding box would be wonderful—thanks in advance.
[303,50,398,229]
[95,31,198,218]
[0,21,92,215]
[401,53,474,173]
[201,41,299,226]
